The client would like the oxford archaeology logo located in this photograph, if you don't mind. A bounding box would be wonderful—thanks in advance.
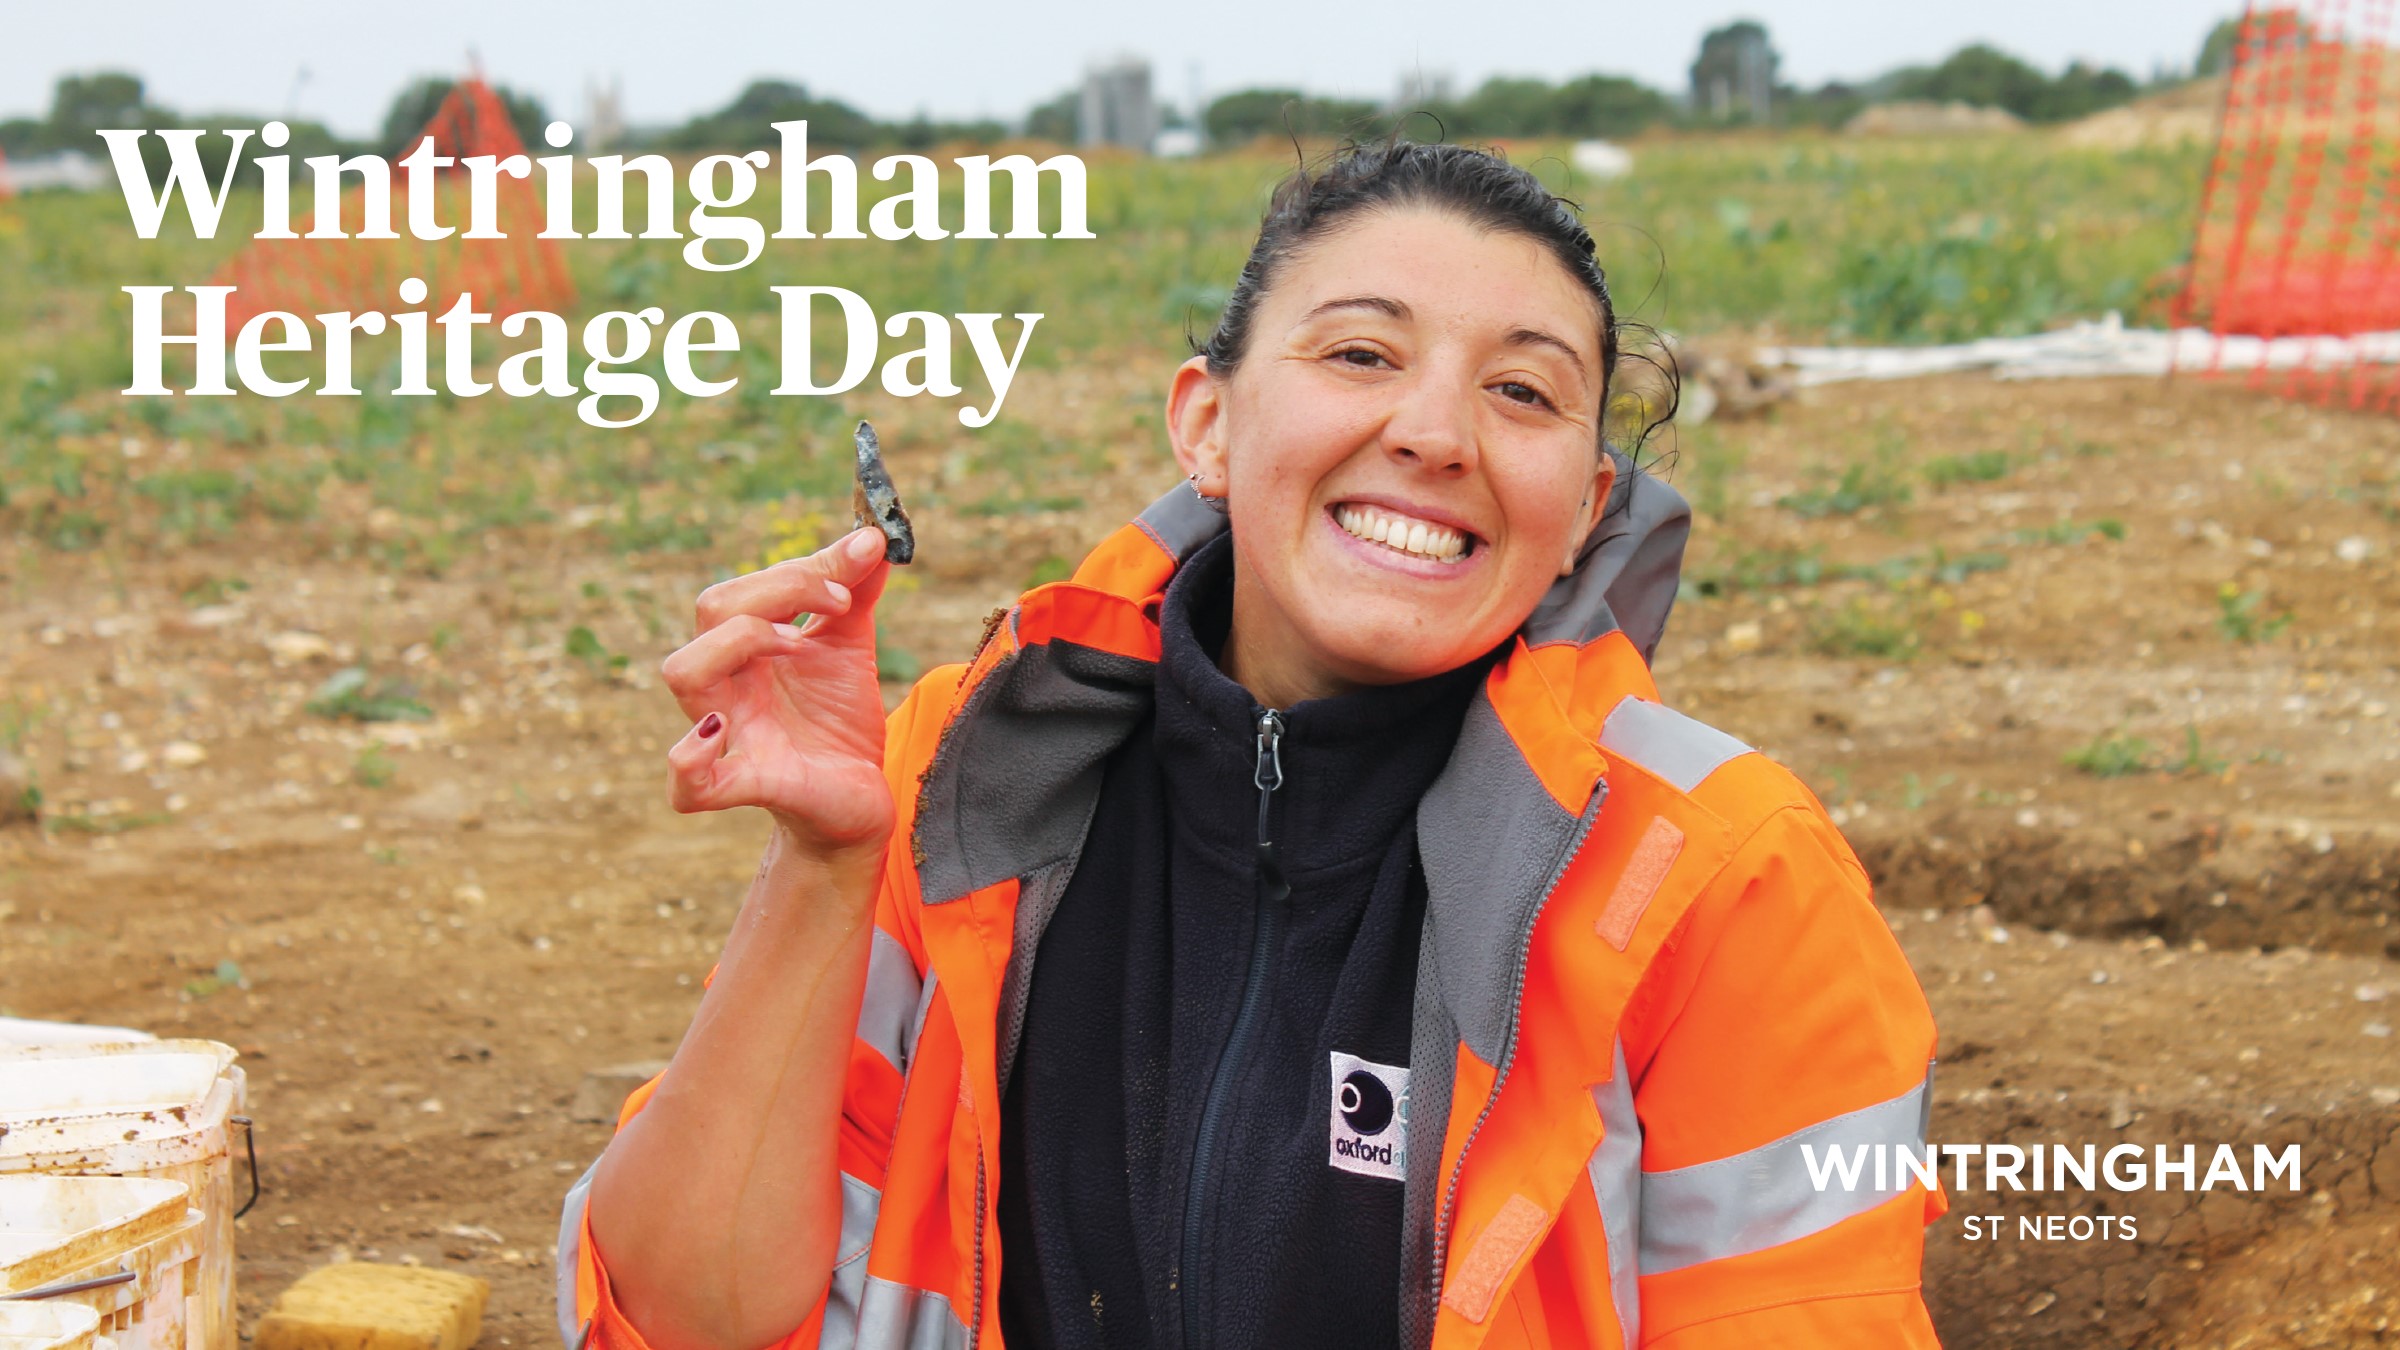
[1328,1052,1409,1181]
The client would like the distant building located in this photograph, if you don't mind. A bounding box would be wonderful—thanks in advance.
[1394,70,1454,110]
[1079,56,1158,151]
[1691,21,1777,123]
[584,77,624,152]
[2,150,110,193]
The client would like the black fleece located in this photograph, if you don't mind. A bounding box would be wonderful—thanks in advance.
[997,534,1500,1350]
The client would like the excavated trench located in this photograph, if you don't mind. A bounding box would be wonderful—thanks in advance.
[1852,822,2400,1348]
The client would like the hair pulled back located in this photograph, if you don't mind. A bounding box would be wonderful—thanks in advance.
[1197,138,1672,456]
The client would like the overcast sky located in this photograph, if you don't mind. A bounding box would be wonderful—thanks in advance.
[7,2,2242,137]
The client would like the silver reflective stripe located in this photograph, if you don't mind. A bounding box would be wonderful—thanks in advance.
[1598,697,1753,793]
[906,967,941,1080]
[1639,1074,1933,1275]
[816,1172,887,1350]
[858,928,925,1074]
[847,1276,969,1350]
[1586,1044,1642,1347]
[556,1158,600,1346]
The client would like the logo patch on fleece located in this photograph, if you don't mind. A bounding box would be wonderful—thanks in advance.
[1328,1051,1409,1180]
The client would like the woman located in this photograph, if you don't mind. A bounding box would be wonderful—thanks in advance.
[564,141,1946,1350]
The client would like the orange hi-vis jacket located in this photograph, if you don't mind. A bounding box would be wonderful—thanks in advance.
[563,471,1949,1350]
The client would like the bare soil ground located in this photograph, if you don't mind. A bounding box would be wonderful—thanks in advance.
[3,369,2395,1348]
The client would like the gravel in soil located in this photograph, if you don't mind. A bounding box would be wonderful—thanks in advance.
[2,370,2394,1347]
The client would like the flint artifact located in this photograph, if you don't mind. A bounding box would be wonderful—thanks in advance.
[850,420,914,564]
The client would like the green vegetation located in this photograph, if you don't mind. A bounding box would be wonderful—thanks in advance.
[378,77,549,156]
[657,80,1004,154]
[9,13,2200,168]
[1887,45,2139,124]
[1895,773,1954,810]
[182,959,246,1000]
[2002,518,2127,546]
[1810,596,1923,660]
[1833,217,2077,342]
[1688,544,2007,599]
[2067,725,2230,778]
[565,624,631,677]
[1203,90,1383,145]
[2,697,43,820]
[0,72,353,189]
[1779,453,1915,519]
[2065,731,2157,777]
[1923,450,2013,487]
[305,668,432,723]
[0,133,2206,579]
[2214,585,2293,643]
[2166,725,2230,777]
[351,743,396,788]
[875,620,922,684]
[180,574,249,606]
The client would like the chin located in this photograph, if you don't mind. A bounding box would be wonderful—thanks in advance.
[1302,610,1497,687]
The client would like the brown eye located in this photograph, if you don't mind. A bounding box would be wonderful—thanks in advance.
[1498,380,1553,409]
[1335,348,1387,368]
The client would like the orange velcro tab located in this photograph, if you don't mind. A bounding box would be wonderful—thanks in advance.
[1441,1194,1550,1324]
[1595,815,1685,950]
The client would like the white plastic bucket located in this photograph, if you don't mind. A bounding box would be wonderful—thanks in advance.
[0,1043,245,1350]
[0,1176,186,1285]
[0,1024,153,1052]
[0,1176,199,1350]
[0,1302,104,1350]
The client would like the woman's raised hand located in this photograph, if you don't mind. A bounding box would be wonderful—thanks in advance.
[661,527,897,856]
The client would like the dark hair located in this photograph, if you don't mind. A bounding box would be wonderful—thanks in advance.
[1196,138,1676,455]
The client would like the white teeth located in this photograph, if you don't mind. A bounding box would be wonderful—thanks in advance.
[1333,503,1469,562]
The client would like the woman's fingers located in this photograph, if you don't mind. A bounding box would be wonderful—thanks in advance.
[693,528,888,636]
[667,710,743,813]
[660,614,807,710]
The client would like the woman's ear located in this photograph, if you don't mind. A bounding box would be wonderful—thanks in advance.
[1560,453,1619,576]
[1167,355,1229,494]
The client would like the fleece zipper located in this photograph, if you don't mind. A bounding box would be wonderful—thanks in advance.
[1177,707,1289,1349]
[1422,778,1609,1332]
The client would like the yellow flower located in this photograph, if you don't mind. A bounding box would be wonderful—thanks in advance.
[750,507,830,574]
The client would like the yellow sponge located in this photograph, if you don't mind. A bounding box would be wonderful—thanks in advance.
[253,1262,490,1350]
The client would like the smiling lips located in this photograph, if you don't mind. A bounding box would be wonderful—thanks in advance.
[1331,502,1475,563]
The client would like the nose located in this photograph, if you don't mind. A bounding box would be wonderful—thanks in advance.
[1380,363,1480,478]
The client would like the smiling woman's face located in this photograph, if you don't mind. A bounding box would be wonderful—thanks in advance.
[1168,206,1616,706]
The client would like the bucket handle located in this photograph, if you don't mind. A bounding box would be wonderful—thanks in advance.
[232,1113,263,1219]
[2,1269,136,1301]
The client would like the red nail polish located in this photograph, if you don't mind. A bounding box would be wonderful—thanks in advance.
[697,712,724,739]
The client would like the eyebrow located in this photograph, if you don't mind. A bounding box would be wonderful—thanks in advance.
[1297,295,1595,372]
[1299,294,1410,323]
[1504,326,1593,369]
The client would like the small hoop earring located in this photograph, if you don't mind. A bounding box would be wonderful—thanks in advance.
[1189,472,1229,514]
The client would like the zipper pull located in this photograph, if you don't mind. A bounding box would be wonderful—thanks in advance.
[1254,708,1286,877]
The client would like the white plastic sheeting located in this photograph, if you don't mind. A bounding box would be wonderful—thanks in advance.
[1757,315,2400,387]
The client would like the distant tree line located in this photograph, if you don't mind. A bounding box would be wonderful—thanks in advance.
[0,71,1003,178]
[0,21,2230,174]
[0,72,358,186]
